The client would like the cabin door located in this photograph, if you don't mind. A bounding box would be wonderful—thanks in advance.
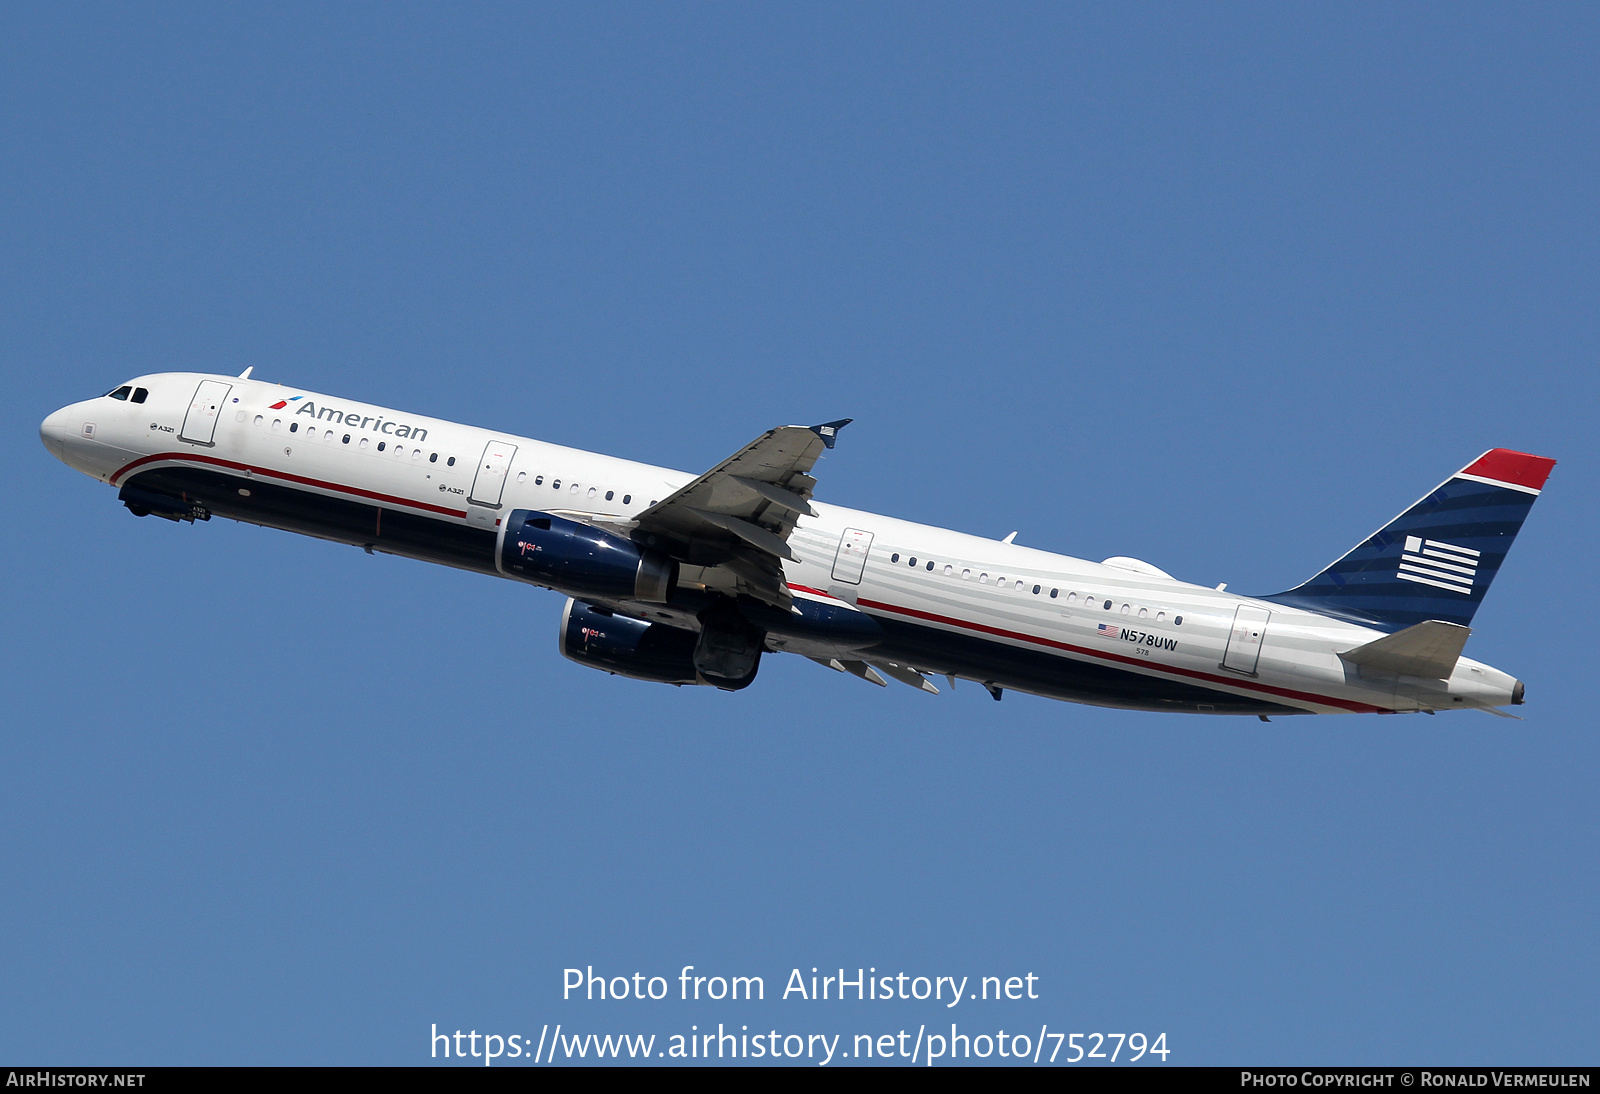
[470,440,518,507]
[179,380,232,446]
[830,528,874,584]
[1222,605,1272,675]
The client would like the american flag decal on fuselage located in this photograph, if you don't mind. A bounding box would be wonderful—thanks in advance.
[1397,535,1478,594]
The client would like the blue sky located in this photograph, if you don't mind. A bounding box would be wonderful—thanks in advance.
[2,3,1595,1065]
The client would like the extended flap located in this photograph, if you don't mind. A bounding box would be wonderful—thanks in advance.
[1339,620,1471,679]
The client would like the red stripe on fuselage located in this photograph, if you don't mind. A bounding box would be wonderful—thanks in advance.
[110,452,468,519]
[788,584,1385,714]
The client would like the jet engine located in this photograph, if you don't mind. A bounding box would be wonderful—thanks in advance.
[558,599,764,691]
[559,599,702,685]
[502,510,676,603]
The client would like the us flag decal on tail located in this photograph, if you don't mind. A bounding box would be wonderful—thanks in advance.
[1397,535,1478,594]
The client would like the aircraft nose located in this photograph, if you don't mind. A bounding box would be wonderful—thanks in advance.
[40,405,71,460]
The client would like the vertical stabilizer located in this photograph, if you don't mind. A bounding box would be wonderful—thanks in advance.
[1263,449,1555,631]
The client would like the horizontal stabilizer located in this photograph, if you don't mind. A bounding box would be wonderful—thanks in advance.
[1339,620,1471,678]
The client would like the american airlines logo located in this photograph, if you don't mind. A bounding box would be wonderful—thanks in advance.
[1397,535,1479,595]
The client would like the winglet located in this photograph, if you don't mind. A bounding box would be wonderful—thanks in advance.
[809,419,853,449]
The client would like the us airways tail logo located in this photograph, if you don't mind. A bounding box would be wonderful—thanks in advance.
[1397,535,1479,594]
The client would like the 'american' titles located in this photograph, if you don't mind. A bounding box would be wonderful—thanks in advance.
[295,401,429,442]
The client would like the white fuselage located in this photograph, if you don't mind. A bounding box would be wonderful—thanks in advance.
[41,373,1522,715]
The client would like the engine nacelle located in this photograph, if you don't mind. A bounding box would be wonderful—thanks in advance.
[501,510,676,603]
[559,599,702,685]
[558,599,765,691]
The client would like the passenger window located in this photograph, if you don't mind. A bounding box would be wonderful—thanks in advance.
[412,449,421,460]
[1050,589,1058,598]
[290,423,299,433]
[1066,592,1076,602]
[997,577,1006,588]
[447,457,456,467]
[131,388,148,403]
[623,494,631,504]
[909,557,917,567]
[605,490,614,501]
[1156,611,1166,622]
[516,471,526,482]
[1138,607,1148,617]
[272,419,281,430]
[1174,616,1183,626]
[327,430,335,442]
[980,573,989,583]
[1104,600,1112,610]
[360,437,369,448]
[254,415,264,426]
[926,561,934,571]
[962,569,971,580]
[891,554,900,563]
[429,453,438,463]
[535,476,543,485]
[944,564,953,576]
[552,480,560,489]
[1120,603,1129,614]
[235,411,245,422]
[1033,584,1041,594]
[108,386,131,400]
[342,434,351,444]
[375,441,383,450]
[570,483,579,494]
[587,487,596,498]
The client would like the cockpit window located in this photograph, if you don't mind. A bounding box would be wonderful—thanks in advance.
[106,386,132,400]
[131,387,149,403]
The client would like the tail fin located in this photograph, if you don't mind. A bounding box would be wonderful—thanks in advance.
[1262,449,1555,631]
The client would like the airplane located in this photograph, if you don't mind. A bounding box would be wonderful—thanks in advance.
[40,370,1554,718]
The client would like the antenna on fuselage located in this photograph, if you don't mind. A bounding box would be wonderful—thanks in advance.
[238,366,253,379]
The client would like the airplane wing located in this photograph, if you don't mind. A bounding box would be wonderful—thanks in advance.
[631,419,850,610]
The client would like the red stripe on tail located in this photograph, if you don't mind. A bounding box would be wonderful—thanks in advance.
[1461,449,1556,492]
